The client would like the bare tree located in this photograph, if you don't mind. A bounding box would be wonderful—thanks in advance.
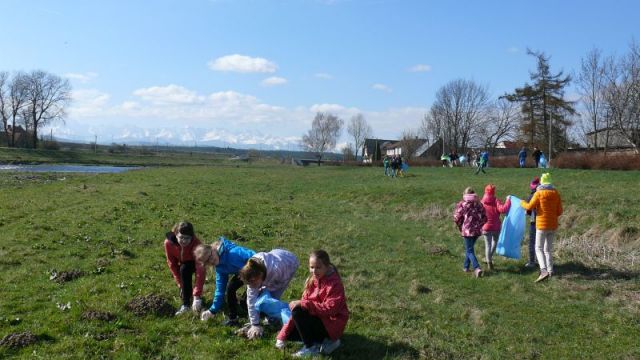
[341,143,355,161]
[427,79,490,153]
[0,72,30,147]
[604,40,640,154]
[22,70,72,148]
[347,113,372,160]
[399,129,424,160]
[478,98,519,152]
[576,48,611,153]
[301,112,344,165]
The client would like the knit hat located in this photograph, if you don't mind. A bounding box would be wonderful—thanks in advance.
[530,176,540,190]
[540,173,552,185]
[484,184,496,196]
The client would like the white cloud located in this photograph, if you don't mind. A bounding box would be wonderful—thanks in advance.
[372,83,392,92]
[133,84,204,104]
[64,72,98,83]
[314,73,333,79]
[408,64,431,72]
[68,89,111,117]
[507,47,519,54]
[208,54,277,73]
[261,76,288,86]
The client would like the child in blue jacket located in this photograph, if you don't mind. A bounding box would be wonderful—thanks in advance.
[195,237,256,326]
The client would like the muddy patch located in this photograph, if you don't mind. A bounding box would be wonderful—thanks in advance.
[82,310,116,322]
[410,280,431,295]
[126,294,175,317]
[50,269,85,284]
[0,332,39,349]
[427,245,450,256]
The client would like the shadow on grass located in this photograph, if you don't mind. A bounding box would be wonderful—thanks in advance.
[554,262,639,281]
[330,334,420,360]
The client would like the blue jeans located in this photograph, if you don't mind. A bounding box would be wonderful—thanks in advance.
[463,236,481,270]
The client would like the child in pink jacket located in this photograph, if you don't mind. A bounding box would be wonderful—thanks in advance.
[481,184,511,270]
[453,187,487,278]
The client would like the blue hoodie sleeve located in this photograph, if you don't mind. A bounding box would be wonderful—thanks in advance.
[210,269,229,313]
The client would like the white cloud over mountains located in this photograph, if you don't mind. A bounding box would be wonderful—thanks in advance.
[64,84,427,151]
[208,54,277,73]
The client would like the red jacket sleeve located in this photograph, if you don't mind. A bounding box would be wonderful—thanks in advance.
[164,240,181,288]
[193,260,205,297]
[300,281,346,317]
[497,197,511,214]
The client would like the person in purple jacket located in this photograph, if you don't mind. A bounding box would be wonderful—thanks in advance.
[454,187,488,278]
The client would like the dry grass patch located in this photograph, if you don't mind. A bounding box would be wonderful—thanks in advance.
[402,203,449,221]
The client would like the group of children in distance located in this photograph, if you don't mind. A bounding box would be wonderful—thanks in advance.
[454,172,563,282]
[163,222,348,358]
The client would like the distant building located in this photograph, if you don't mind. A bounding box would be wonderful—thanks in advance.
[362,138,397,163]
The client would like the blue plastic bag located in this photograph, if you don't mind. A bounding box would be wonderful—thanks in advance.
[539,154,547,168]
[254,290,292,324]
[496,195,526,259]
[401,163,409,172]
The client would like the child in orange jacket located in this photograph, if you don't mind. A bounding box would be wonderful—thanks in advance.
[520,173,563,282]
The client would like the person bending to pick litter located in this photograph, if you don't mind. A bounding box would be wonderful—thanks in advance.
[237,248,299,339]
[195,237,256,326]
[453,187,487,278]
[164,221,206,316]
[520,173,563,282]
[277,250,349,357]
[481,184,511,270]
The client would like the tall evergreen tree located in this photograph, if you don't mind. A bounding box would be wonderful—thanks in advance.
[505,50,576,159]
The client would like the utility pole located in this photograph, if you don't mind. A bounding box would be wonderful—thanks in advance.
[94,135,97,154]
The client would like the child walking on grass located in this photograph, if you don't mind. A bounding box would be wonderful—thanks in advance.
[195,237,256,326]
[277,250,349,357]
[481,184,511,270]
[454,187,487,278]
[163,221,206,316]
[520,173,563,282]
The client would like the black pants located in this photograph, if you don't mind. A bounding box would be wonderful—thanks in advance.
[226,274,245,319]
[180,261,196,306]
[286,306,329,347]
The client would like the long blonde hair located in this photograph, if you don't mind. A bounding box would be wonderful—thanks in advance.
[304,250,336,291]
[194,241,221,267]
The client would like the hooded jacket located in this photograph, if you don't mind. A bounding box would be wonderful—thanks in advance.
[278,269,349,341]
[164,233,205,297]
[481,187,511,233]
[208,237,256,313]
[246,249,299,325]
[453,193,487,237]
[520,184,563,230]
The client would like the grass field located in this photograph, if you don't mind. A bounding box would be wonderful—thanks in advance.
[1,161,639,359]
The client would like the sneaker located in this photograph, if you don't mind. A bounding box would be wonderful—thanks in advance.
[524,262,537,268]
[320,338,341,355]
[175,305,189,316]
[222,317,240,327]
[474,268,483,278]
[535,271,549,283]
[293,344,321,357]
[275,339,286,349]
[463,268,470,273]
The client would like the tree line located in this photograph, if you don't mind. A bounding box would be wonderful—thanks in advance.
[303,39,640,162]
[0,70,71,148]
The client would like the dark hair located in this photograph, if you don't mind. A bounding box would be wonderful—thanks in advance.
[239,258,267,283]
[173,221,194,237]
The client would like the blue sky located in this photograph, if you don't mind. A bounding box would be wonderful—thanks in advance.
[1,0,638,149]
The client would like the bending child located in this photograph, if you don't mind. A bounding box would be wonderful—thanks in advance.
[277,250,349,357]
[238,249,299,339]
[163,221,206,316]
[453,187,487,278]
[481,184,511,270]
[195,237,256,326]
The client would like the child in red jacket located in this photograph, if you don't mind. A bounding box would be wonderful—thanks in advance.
[164,221,206,316]
[481,184,511,270]
[277,250,349,357]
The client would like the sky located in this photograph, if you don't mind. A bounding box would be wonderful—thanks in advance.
[1,0,639,150]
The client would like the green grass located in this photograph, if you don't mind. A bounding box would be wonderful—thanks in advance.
[0,164,639,359]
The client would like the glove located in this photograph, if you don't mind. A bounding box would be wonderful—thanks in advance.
[246,325,263,340]
[200,309,215,321]
[192,297,203,313]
